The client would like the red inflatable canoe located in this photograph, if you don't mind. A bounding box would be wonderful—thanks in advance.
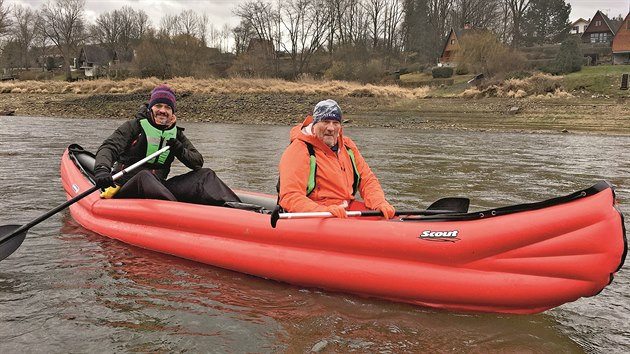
[60,145,627,314]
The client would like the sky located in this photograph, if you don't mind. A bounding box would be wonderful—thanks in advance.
[568,0,630,21]
[3,0,630,29]
[3,0,248,29]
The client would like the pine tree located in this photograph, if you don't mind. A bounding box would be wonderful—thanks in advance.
[551,36,582,74]
[522,0,571,46]
[402,0,439,63]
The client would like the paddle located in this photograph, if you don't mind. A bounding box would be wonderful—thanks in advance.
[270,197,470,228]
[0,146,170,262]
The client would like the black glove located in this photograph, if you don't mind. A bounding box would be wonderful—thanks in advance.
[94,167,115,189]
[167,138,184,155]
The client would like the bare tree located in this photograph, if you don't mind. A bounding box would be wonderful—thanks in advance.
[330,0,368,46]
[428,0,453,60]
[494,0,510,43]
[38,0,87,80]
[91,10,120,50]
[450,0,502,31]
[0,0,11,69]
[457,29,526,76]
[0,0,10,36]
[158,10,211,46]
[31,21,51,71]
[160,14,179,37]
[118,7,150,50]
[173,10,204,47]
[503,0,531,46]
[363,0,404,56]
[208,23,231,52]
[179,9,199,38]
[133,33,171,79]
[197,13,209,46]
[10,4,37,69]
[91,6,150,51]
[280,0,331,76]
[232,21,255,55]
[382,0,404,62]
[234,0,278,43]
[365,0,386,49]
[220,24,232,52]
[135,10,150,38]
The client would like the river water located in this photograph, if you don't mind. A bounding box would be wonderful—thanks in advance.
[0,116,628,353]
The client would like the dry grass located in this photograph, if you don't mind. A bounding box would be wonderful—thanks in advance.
[0,77,430,99]
[461,73,572,99]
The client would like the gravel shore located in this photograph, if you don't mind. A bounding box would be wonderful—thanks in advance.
[1,92,628,135]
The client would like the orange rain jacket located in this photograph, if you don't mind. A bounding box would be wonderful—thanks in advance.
[278,116,388,212]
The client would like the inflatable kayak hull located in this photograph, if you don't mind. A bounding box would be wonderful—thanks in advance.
[60,145,627,314]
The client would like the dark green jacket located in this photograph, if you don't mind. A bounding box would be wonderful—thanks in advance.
[94,104,203,182]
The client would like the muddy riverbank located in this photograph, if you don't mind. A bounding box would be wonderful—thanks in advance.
[1,92,628,135]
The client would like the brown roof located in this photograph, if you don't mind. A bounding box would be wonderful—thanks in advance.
[583,10,622,36]
[612,13,630,52]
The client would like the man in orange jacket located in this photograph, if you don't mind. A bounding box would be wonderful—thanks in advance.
[278,99,396,218]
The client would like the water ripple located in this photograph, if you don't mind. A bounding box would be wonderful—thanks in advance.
[0,117,627,352]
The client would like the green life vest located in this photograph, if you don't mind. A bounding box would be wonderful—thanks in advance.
[139,119,177,165]
[276,142,361,198]
[304,142,360,196]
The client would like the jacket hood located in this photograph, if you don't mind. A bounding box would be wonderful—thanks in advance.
[134,104,150,120]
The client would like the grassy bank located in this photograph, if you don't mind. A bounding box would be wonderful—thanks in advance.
[400,64,630,98]
[561,65,630,97]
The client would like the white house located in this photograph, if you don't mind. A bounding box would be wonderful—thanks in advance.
[570,18,590,35]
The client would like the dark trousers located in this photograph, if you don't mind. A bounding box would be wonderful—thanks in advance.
[115,168,241,206]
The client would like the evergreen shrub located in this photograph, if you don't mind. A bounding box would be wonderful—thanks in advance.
[432,67,454,78]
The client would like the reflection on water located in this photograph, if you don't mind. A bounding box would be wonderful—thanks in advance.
[51,215,584,353]
[0,116,628,352]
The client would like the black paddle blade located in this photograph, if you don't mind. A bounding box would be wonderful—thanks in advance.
[427,197,470,213]
[0,224,27,261]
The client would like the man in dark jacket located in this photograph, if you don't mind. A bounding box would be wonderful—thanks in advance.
[93,85,241,205]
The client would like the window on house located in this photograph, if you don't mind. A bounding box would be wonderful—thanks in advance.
[450,39,455,45]
[627,21,630,30]
[573,26,579,32]
[595,20,602,26]
[591,33,609,43]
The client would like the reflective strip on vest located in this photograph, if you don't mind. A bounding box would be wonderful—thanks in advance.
[139,119,177,164]
[346,147,360,195]
[306,153,317,195]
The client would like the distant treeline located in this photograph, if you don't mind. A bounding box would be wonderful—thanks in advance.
[0,0,609,82]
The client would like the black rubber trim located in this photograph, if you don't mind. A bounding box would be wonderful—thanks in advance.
[68,143,96,182]
[402,181,613,222]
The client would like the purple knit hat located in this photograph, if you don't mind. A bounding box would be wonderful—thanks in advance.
[149,85,176,112]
